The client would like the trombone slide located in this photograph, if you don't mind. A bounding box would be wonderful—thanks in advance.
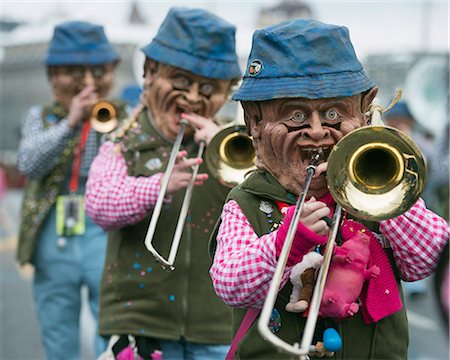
[144,120,205,271]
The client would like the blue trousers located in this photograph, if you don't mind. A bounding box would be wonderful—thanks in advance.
[159,338,230,360]
[32,206,107,360]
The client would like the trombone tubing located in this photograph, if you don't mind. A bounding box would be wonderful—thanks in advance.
[144,119,205,270]
[299,204,342,356]
[257,164,316,356]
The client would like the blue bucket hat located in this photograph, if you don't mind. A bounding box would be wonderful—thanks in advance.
[385,101,414,119]
[44,21,120,66]
[233,18,375,101]
[141,7,241,80]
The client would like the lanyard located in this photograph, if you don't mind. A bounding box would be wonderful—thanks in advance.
[68,121,91,193]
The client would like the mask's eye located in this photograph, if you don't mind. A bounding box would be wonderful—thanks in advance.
[91,66,106,79]
[172,76,190,90]
[324,109,339,121]
[291,111,307,123]
[68,67,85,79]
[200,83,215,97]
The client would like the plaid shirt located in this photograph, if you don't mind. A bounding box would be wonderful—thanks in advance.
[85,141,165,231]
[210,198,450,308]
[17,105,98,180]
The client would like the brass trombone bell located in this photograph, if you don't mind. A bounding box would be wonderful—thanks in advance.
[327,125,427,221]
[205,124,256,188]
[91,101,119,133]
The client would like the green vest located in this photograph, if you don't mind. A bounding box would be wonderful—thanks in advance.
[212,171,408,360]
[98,109,233,344]
[16,101,127,265]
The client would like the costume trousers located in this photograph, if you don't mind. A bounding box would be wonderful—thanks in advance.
[159,338,230,360]
[32,206,107,360]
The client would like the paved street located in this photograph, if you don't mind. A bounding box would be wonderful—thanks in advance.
[0,189,449,360]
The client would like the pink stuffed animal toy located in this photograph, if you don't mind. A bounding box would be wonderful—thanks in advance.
[319,220,380,318]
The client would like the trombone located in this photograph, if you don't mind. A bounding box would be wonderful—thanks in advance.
[257,98,427,358]
[144,120,255,270]
[90,100,119,133]
[144,119,204,271]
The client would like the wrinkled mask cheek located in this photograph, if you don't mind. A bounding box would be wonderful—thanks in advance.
[146,78,170,123]
[96,75,114,98]
[52,79,78,106]
[257,124,295,176]
[340,118,365,138]
[207,93,228,118]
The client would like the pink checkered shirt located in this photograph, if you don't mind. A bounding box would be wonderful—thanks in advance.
[210,198,449,308]
[85,141,166,231]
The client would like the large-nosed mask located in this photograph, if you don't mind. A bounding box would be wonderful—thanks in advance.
[142,61,232,141]
[242,88,377,198]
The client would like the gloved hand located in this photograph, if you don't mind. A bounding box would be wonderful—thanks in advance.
[275,197,330,267]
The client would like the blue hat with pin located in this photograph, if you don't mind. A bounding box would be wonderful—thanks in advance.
[233,18,375,101]
[141,7,241,80]
[45,21,120,65]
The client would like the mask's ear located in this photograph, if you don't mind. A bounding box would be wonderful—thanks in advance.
[241,101,262,138]
[361,87,379,122]
[143,58,159,82]
[361,86,378,125]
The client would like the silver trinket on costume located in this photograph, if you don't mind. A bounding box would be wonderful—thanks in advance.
[145,158,163,171]
[259,200,274,214]
[57,237,67,249]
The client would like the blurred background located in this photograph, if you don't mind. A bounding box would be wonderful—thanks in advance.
[0,1,448,359]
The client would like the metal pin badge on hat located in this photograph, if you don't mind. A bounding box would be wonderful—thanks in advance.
[248,59,263,76]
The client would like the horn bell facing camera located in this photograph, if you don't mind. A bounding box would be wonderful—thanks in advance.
[90,101,119,133]
[205,123,256,188]
[327,125,427,221]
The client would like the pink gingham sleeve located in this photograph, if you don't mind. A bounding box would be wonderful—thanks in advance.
[380,198,450,281]
[210,200,291,308]
[85,141,165,231]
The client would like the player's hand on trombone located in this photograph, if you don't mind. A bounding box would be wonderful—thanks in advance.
[181,113,220,145]
[300,161,330,236]
[166,150,208,194]
[299,197,330,236]
[67,85,97,128]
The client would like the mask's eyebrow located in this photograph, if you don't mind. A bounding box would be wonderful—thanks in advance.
[285,123,310,133]
[323,122,341,131]
[280,100,311,114]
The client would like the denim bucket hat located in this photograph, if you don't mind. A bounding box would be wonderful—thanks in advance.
[44,21,120,65]
[141,7,241,80]
[385,101,413,119]
[233,19,374,101]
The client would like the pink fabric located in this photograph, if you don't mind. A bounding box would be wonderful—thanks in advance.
[340,219,402,323]
[85,141,166,231]
[151,350,163,360]
[117,346,141,360]
[226,309,260,360]
[275,205,328,267]
[380,198,450,281]
[210,200,281,308]
[210,196,449,309]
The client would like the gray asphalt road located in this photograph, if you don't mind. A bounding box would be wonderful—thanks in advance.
[1,189,449,360]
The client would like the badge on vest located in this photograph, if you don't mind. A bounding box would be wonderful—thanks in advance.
[145,158,163,171]
[259,200,274,214]
[56,195,85,236]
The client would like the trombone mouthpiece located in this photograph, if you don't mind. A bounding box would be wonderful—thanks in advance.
[309,148,324,167]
